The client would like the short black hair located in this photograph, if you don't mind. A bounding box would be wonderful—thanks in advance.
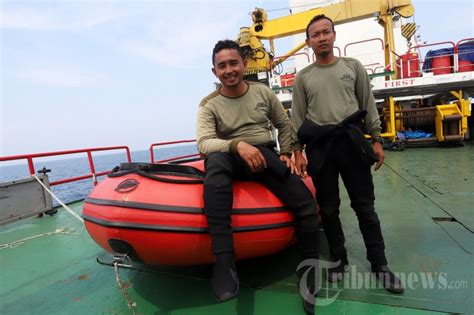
[212,40,245,65]
[306,14,335,39]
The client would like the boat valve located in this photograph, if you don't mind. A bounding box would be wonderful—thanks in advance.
[37,167,57,216]
[37,167,51,176]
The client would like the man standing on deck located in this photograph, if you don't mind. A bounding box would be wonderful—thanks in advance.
[291,15,404,293]
[197,39,320,314]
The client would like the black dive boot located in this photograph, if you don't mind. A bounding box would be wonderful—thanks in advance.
[297,259,320,315]
[212,253,239,301]
[327,256,349,283]
[371,265,404,293]
[295,229,320,314]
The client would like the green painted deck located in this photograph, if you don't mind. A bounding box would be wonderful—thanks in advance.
[1,145,473,314]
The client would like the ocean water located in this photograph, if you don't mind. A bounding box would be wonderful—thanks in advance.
[0,145,198,206]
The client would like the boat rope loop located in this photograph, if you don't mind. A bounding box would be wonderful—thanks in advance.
[0,227,77,250]
[33,174,84,223]
[113,255,137,315]
[108,162,205,184]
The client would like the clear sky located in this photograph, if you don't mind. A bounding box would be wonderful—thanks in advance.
[1,0,473,156]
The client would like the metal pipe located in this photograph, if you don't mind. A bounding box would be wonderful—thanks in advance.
[149,139,196,164]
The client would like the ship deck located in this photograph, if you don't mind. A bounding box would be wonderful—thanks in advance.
[1,145,473,315]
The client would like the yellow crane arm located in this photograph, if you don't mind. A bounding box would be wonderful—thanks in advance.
[249,0,414,39]
[238,0,415,77]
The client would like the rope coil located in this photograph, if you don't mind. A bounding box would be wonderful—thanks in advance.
[0,228,78,250]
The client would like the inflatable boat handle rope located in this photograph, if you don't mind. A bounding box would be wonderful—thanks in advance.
[108,163,205,184]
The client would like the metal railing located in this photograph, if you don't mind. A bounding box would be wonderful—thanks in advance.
[270,52,310,76]
[338,37,474,79]
[149,139,199,164]
[455,38,474,72]
[312,46,341,61]
[409,41,456,75]
[344,38,385,58]
[271,52,310,66]
[363,62,382,74]
[0,146,131,186]
[278,37,473,81]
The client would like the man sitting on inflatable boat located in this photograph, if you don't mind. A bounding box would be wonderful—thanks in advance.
[197,39,320,314]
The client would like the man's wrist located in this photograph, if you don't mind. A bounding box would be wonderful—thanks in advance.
[371,136,383,144]
[293,149,303,157]
[229,139,242,153]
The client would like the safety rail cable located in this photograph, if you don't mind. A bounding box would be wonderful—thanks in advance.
[409,41,456,74]
[352,38,473,79]
[391,50,410,78]
[456,49,474,60]
[343,38,384,57]
[454,38,474,73]
[391,39,471,77]
[0,146,131,186]
[305,37,472,79]
[417,52,454,74]
[32,174,84,223]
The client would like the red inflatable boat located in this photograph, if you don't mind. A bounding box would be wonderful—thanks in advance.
[83,160,315,266]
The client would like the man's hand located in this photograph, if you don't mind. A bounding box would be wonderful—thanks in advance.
[293,150,308,178]
[236,141,267,172]
[372,142,385,171]
[280,155,300,176]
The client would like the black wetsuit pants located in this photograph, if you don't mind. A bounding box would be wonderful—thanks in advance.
[309,134,387,266]
[203,147,319,258]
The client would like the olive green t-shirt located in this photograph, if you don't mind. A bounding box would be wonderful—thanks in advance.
[196,81,295,156]
[291,57,381,150]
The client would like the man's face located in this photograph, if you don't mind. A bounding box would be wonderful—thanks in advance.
[306,19,336,57]
[212,48,246,88]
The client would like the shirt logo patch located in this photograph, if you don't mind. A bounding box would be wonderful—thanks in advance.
[340,74,355,82]
[254,102,269,113]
